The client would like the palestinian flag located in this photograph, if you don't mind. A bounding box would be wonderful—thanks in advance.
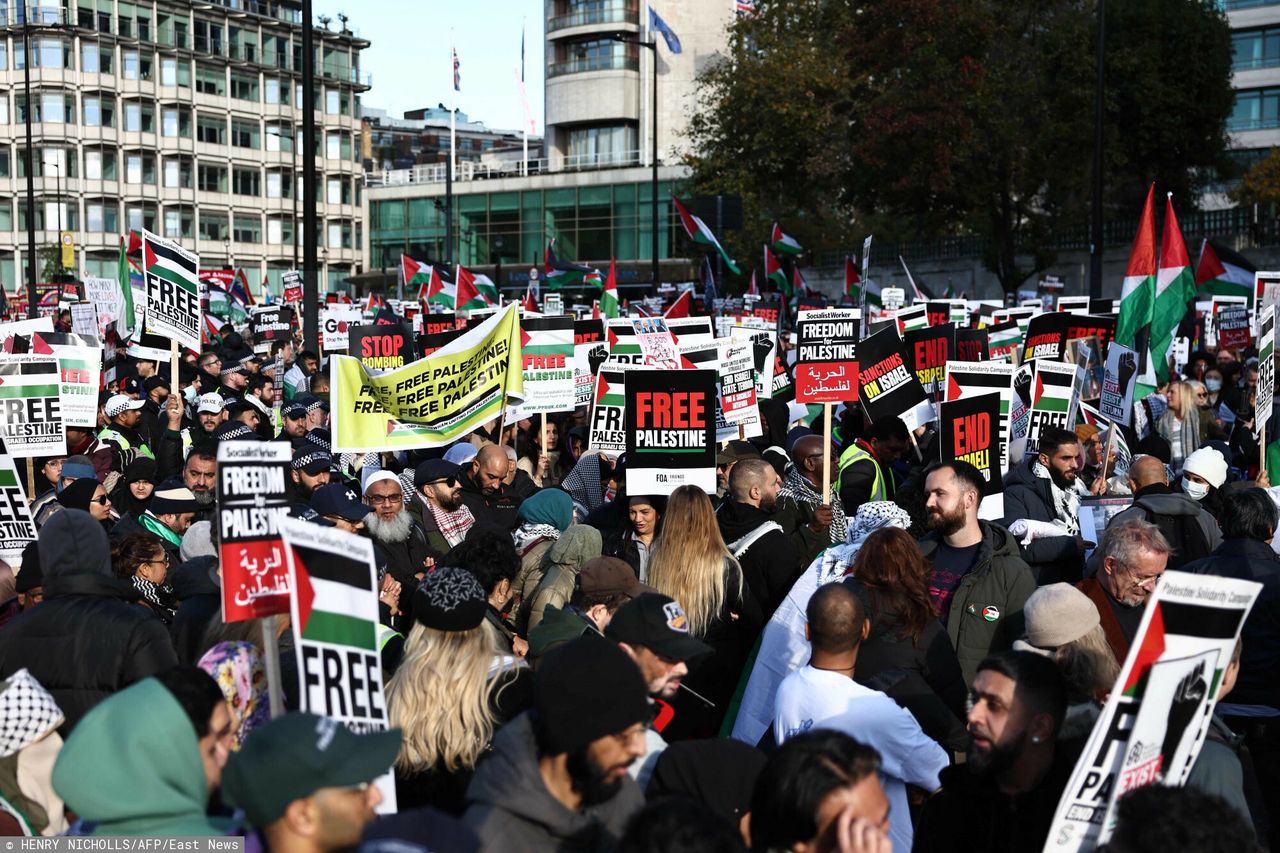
[764,245,788,295]
[771,222,803,256]
[898,256,933,301]
[1115,184,1157,354]
[455,265,497,311]
[595,370,625,408]
[584,269,604,289]
[664,289,692,319]
[545,239,595,290]
[425,266,456,310]
[287,533,379,652]
[142,233,199,291]
[792,266,811,298]
[402,255,433,298]
[227,267,254,307]
[364,292,385,313]
[987,322,1023,361]
[1195,239,1256,303]
[673,196,741,275]
[845,255,860,300]
[1152,194,1195,384]
[600,258,620,319]
[116,235,138,339]
[522,284,538,315]
[745,269,760,298]
[1032,360,1074,413]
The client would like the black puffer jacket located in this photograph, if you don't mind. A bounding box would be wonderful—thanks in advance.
[0,509,178,733]
[1000,459,1086,585]
[716,501,800,618]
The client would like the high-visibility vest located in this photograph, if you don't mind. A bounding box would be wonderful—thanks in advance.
[377,624,402,651]
[97,427,155,460]
[837,443,885,502]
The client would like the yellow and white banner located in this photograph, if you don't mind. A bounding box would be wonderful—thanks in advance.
[331,303,523,452]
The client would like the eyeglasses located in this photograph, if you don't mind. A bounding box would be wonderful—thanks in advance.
[365,493,402,506]
[90,495,110,506]
[143,554,171,567]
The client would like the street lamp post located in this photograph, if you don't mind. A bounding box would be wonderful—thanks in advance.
[612,31,659,291]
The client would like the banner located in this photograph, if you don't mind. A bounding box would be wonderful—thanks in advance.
[1100,342,1139,427]
[0,438,36,570]
[281,270,303,304]
[509,315,575,418]
[33,332,100,429]
[250,306,295,344]
[573,319,607,408]
[680,338,762,442]
[939,393,1003,496]
[794,309,860,404]
[0,354,64,457]
[1045,571,1262,851]
[905,323,955,394]
[141,230,201,352]
[955,327,989,362]
[944,361,1014,480]
[1025,360,1075,457]
[69,303,98,340]
[218,442,293,622]
[606,317,713,367]
[626,368,717,495]
[331,304,524,452]
[281,516,396,812]
[1258,304,1275,441]
[348,322,415,373]
[589,367,628,454]
[82,276,122,339]
[1213,299,1252,351]
[856,327,928,426]
[321,304,363,352]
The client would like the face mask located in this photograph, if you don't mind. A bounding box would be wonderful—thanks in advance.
[1206,379,1222,393]
[1182,479,1209,501]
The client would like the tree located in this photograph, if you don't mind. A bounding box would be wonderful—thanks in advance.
[1232,148,1280,207]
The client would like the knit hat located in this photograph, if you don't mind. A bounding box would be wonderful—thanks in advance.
[412,567,487,632]
[1013,583,1100,654]
[59,455,96,486]
[150,481,199,516]
[181,521,217,562]
[1182,446,1227,489]
[57,478,103,513]
[516,489,574,532]
[534,635,650,755]
[124,457,158,485]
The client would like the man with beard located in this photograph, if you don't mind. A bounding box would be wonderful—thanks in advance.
[137,376,171,451]
[717,458,800,618]
[913,651,1073,852]
[919,461,1036,684]
[98,394,153,473]
[183,444,218,524]
[412,459,474,560]
[363,471,430,586]
[1078,519,1170,664]
[1002,426,1093,585]
[458,443,523,533]
[278,401,309,447]
[465,635,648,849]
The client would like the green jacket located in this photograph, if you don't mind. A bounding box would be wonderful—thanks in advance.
[52,677,235,836]
[918,521,1036,685]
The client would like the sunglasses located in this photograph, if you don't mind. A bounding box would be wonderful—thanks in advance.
[427,476,457,488]
[91,495,110,505]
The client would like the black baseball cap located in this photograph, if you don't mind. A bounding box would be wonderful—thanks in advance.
[119,375,142,396]
[605,593,712,662]
[143,375,170,394]
[310,483,373,522]
[414,459,460,490]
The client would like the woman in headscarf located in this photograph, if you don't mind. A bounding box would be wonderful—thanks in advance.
[509,489,574,620]
[520,524,602,634]
[110,532,176,624]
[195,641,269,751]
[560,450,611,519]
[729,501,914,746]
[57,478,114,533]
[109,457,157,522]
[752,398,792,455]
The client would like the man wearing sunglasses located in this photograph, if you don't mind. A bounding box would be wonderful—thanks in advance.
[412,459,475,561]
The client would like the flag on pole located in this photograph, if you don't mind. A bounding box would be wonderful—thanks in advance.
[764,244,788,294]
[792,266,811,298]
[1195,239,1256,303]
[116,235,138,339]
[672,196,741,274]
[600,258,620,319]
[746,269,759,298]
[522,283,538,314]
[545,239,595,290]
[452,47,461,91]
[425,265,456,309]
[456,264,498,309]
[402,255,434,300]
[845,255,860,300]
[664,289,692,319]
[1151,193,1195,384]
[898,256,932,301]
[227,268,254,307]
[700,256,717,313]
[648,7,682,53]
[771,222,803,256]
[1114,184,1157,380]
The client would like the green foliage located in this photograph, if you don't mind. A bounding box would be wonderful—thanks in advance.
[1231,148,1280,207]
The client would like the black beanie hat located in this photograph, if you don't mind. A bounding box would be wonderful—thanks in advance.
[411,567,487,632]
[534,635,649,756]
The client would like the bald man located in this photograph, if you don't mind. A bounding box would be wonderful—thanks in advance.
[778,434,849,566]
[458,443,525,533]
[1084,454,1221,578]
[719,458,802,617]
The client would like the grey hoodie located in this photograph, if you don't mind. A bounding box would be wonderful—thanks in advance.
[464,712,644,852]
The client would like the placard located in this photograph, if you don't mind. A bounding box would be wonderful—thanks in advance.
[0,354,64,457]
[509,315,575,418]
[573,319,607,409]
[0,437,37,570]
[69,303,98,340]
[856,327,928,426]
[939,393,1003,496]
[589,368,628,454]
[33,332,101,429]
[625,368,717,495]
[282,270,303,304]
[1025,360,1075,457]
[1257,303,1275,441]
[82,276,123,339]
[894,303,928,334]
[348,322,415,373]
[794,309,860,404]
[904,323,954,394]
[632,317,680,370]
[321,304,363,352]
[955,327,989,362]
[250,306,295,344]
[1213,299,1252,351]
[141,230,201,352]
[987,321,1022,361]
[1020,312,1075,362]
[1100,342,1139,427]
[218,442,293,623]
[944,361,1014,480]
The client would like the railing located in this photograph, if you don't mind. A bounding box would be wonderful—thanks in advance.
[363,149,644,187]
[548,54,638,77]
[1234,55,1280,70]
[548,2,639,33]
[1223,0,1280,9]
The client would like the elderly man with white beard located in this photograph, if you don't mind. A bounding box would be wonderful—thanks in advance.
[363,470,432,588]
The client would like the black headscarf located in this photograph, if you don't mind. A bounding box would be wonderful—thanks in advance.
[112,457,158,519]
[752,399,791,453]
[57,478,102,513]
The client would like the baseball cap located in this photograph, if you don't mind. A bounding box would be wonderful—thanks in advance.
[292,447,331,476]
[119,375,141,396]
[303,428,331,453]
[414,459,460,490]
[196,393,226,415]
[578,556,654,600]
[310,483,373,523]
[221,713,401,829]
[282,401,307,420]
[716,440,761,466]
[143,376,171,394]
[104,394,146,419]
[297,393,329,413]
[219,364,246,379]
[605,593,712,662]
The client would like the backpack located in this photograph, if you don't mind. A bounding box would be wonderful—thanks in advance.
[1136,505,1212,570]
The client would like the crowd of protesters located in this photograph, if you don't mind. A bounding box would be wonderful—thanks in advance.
[0,317,1274,853]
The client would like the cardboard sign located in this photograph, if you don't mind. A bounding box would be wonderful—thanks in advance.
[250,305,296,344]
[794,309,860,404]
[69,303,98,340]
[1066,340,1094,427]
[944,361,1015,481]
[954,327,989,362]
[1100,342,1139,427]
[420,313,463,336]
[745,328,779,401]
[1213,300,1252,351]
[1256,270,1280,312]
[0,354,64,457]
[905,323,955,394]
[218,442,293,622]
[281,516,396,812]
[632,317,681,370]
[573,319,607,409]
[1025,360,1075,457]
[926,299,968,328]
[987,321,1022,361]
[1258,304,1275,441]
[82,277,122,339]
[1020,312,1075,362]
[0,438,37,570]
[141,230,201,352]
[680,339,762,442]
[509,315,575,418]
[880,286,906,312]
[606,317,713,367]
[589,368,628,454]
[282,270,303,303]
[625,368,717,495]
[321,305,363,352]
[33,332,101,429]
[894,304,928,334]
[1064,314,1115,354]
[856,327,928,427]
[348,323,415,373]
[940,393,1003,496]
[1045,571,1261,851]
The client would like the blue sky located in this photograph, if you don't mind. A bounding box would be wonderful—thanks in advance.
[323,0,545,134]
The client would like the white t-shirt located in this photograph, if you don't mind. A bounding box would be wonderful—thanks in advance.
[774,665,949,853]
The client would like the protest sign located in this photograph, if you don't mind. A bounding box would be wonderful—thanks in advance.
[954,327,989,362]
[905,324,955,394]
[944,361,1014,479]
[589,368,628,454]
[894,304,928,334]
[987,322,1022,361]
[33,332,101,428]
[926,299,968,328]
[879,286,905,313]
[510,315,575,418]
[680,339,762,442]
[794,309,860,404]
[1258,303,1275,442]
[141,230,201,352]
[218,442,293,622]
[69,303,98,340]
[1257,270,1280,312]
[281,516,396,812]
[1066,340,1094,427]
[417,327,462,358]
[633,317,681,370]
[348,323,415,373]
[0,438,36,570]
[992,306,1039,327]
[321,304,363,352]
[1213,299,1252,351]
[82,276,122,338]
[1025,360,1075,457]
[1020,312,1075,362]
[743,328,779,400]
[250,306,295,344]
[331,304,524,452]
[939,393,1003,496]
[1045,571,1261,851]
[1056,296,1090,313]
[573,319,607,408]
[625,368,717,495]
[856,327,928,426]
[1100,342,1139,427]
[0,317,53,346]
[128,331,175,364]
[1064,314,1115,354]
[771,349,795,400]
[282,270,303,303]
[0,354,64,457]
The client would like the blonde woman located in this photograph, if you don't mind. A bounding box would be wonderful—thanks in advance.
[646,485,763,739]
[1157,380,1201,471]
[387,567,531,815]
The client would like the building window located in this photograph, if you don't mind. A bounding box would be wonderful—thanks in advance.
[163,156,192,188]
[328,220,353,249]
[1230,88,1280,131]
[265,78,290,105]
[86,200,118,233]
[82,94,115,127]
[194,19,224,56]
[267,216,294,245]
[265,124,293,152]
[231,118,260,149]
[195,64,225,96]
[124,101,154,133]
[550,38,637,76]
[565,124,639,167]
[197,164,227,193]
[163,206,194,239]
[230,71,259,102]
[160,57,191,87]
[126,203,157,233]
[233,214,261,243]
[232,167,260,196]
[83,147,116,181]
[125,152,156,184]
[199,211,229,241]
[162,107,190,138]
[196,114,226,145]
[266,171,292,198]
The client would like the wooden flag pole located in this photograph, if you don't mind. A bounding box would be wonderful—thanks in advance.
[170,338,180,397]
[1261,421,1267,482]
[1101,425,1116,483]
[908,427,924,463]
[261,615,284,719]
[820,403,833,504]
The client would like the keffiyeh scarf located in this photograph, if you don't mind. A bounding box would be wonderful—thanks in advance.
[780,468,848,543]
[429,500,476,548]
[1032,461,1084,536]
[132,576,176,623]
[561,452,607,515]
[512,523,561,556]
